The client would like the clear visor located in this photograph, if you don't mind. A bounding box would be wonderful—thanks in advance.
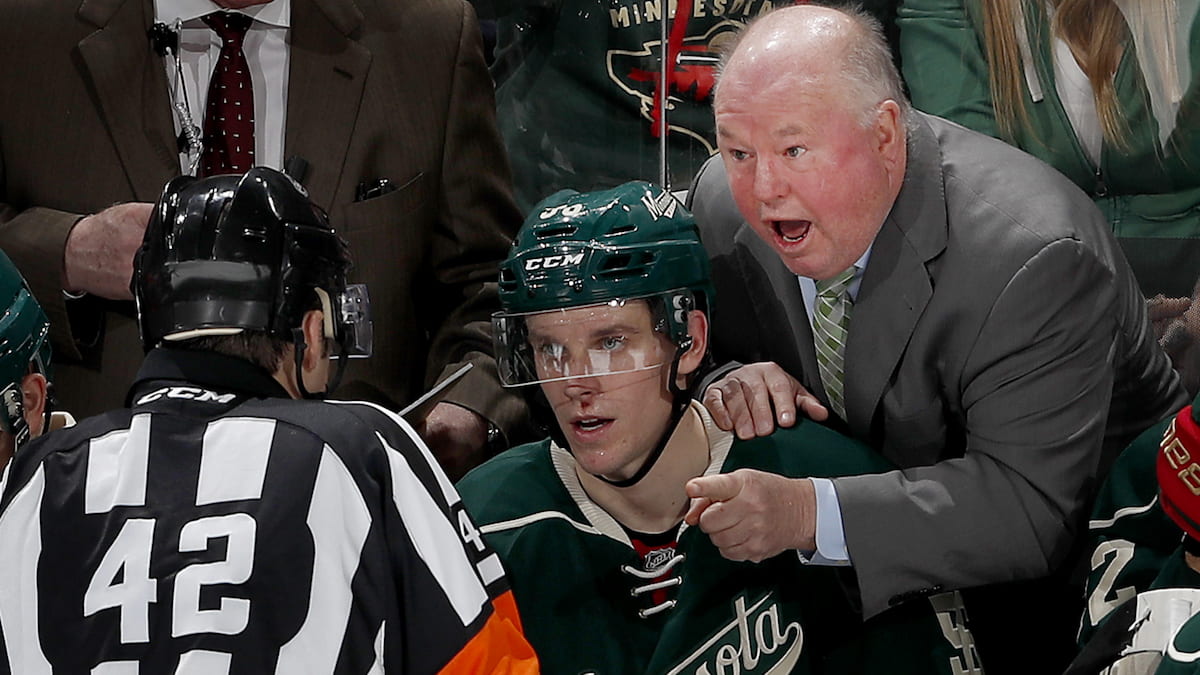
[493,296,674,387]
[330,283,373,359]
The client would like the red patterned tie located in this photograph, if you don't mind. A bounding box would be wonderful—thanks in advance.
[201,12,255,176]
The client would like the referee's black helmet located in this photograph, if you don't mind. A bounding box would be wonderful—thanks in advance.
[133,167,360,354]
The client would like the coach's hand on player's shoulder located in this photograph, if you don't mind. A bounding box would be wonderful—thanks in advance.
[418,402,489,481]
[63,202,154,300]
[683,469,817,562]
[703,362,827,439]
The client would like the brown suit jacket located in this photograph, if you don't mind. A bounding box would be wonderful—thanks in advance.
[0,0,529,436]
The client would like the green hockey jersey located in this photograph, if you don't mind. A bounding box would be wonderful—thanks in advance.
[1067,552,1200,674]
[491,0,781,212]
[1072,395,1200,673]
[458,404,982,674]
[1081,405,1193,646]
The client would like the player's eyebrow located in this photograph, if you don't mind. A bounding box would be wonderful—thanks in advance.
[528,322,642,344]
[589,321,640,336]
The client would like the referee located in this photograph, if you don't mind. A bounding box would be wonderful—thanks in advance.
[0,167,539,674]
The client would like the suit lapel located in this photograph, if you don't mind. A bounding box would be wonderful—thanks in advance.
[284,0,370,209]
[733,223,822,395]
[77,0,179,200]
[844,114,946,431]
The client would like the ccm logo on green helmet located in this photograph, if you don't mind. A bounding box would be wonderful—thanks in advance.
[524,253,584,271]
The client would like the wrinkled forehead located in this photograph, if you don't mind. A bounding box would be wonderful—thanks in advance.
[716,57,840,120]
[523,300,655,339]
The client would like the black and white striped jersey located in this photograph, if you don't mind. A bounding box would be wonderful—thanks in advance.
[0,349,538,675]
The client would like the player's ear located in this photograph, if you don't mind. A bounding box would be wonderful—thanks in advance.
[677,310,709,379]
[20,372,48,437]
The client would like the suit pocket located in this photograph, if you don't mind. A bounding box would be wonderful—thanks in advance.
[339,172,429,233]
[335,174,432,282]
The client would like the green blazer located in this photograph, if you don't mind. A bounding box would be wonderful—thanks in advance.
[899,0,1200,297]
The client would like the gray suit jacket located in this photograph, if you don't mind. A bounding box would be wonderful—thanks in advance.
[688,112,1186,618]
[0,0,529,436]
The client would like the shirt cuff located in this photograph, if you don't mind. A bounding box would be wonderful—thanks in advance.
[796,477,852,566]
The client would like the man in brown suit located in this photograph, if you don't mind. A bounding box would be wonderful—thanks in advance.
[0,0,526,476]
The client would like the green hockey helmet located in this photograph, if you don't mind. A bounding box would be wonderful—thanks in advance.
[494,181,713,387]
[0,250,51,449]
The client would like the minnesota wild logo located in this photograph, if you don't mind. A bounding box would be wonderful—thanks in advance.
[605,20,748,154]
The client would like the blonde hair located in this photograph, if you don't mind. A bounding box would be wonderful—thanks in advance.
[981,0,1178,150]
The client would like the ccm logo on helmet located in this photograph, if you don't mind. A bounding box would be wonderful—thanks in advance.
[136,386,237,406]
[525,253,584,271]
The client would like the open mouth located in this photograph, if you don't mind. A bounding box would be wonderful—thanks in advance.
[772,220,811,243]
[573,417,613,435]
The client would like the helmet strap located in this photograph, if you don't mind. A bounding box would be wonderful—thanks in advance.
[290,327,350,401]
[291,328,322,400]
[597,338,693,489]
[40,377,55,446]
[327,337,350,395]
[312,288,349,395]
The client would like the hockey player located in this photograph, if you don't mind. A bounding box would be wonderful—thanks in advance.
[1078,422,1187,650]
[457,181,981,674]
[0,249,71,470]
[1070,396,1200,674]
[0,168,539,674]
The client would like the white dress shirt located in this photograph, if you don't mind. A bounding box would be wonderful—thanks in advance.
[154,0,291,173]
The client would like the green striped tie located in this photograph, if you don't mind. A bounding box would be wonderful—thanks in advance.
[813,267,855,420]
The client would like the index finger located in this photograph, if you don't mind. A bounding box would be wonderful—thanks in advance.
[685,473,743,502]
